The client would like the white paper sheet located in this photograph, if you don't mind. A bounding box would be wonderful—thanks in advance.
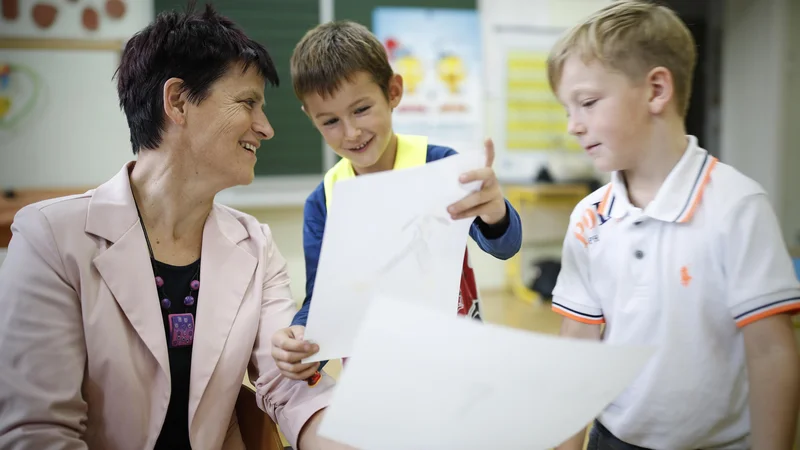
[302,152,486,363]
[319,297,655,450]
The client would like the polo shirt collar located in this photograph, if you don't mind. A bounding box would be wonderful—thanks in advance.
[597,135,719,223]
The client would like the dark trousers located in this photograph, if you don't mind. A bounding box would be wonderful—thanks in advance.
[587,421,652,450]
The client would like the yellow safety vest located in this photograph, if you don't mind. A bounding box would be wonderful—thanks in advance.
[322,134,428,209]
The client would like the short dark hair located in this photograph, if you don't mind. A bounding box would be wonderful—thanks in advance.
[290,20,393,101]
[115,1,279,154]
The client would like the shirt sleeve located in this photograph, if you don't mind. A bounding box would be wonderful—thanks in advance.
[0,206,89,449]
[722,193,800,327]
[290,186,331,370]
[427,145,522,260]
[250,223,333,449]
[469,199,523,260]
[550,207,605,325]
[291,186,326,328]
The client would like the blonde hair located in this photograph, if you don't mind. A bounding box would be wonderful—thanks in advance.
[291,20,393,101]
[547,0,696,116]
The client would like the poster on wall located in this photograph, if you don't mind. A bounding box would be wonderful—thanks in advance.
[479,0,611,183]
[373,7,484,154]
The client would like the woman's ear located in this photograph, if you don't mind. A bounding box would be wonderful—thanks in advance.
[163,77,188,125]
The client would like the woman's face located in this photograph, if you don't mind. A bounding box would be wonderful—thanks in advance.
[181,64,274,188]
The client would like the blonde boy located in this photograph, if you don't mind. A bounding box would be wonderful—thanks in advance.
[270,21,522,379]
[548,1,800,449]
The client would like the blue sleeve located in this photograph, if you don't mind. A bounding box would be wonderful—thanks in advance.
[291,183,326,328]
[468,200,522,260]
[427,145,523,260]
[291,183,330,370]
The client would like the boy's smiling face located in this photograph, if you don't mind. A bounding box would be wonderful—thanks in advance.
[302,71,403,174]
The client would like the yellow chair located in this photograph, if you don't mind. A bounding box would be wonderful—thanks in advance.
[504,184,589,303]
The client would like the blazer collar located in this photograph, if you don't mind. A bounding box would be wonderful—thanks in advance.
[86,162,249,245]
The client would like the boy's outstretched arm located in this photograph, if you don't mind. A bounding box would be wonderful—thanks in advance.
[742,314,800,449]
[448,139,522,260]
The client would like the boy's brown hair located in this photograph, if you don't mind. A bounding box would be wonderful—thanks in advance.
[291,20,394,101]
[547,0,696,116]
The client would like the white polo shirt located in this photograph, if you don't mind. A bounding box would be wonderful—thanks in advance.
[551,136,800,449]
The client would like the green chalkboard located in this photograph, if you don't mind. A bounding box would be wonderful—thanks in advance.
[154,0,323,176]
[335,0,477,30]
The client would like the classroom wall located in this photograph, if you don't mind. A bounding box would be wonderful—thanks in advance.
[0,0,154,188]
[720,0,799,247]
[780,0,800,248]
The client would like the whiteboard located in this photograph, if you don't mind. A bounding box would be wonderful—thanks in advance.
[0,46,133,188]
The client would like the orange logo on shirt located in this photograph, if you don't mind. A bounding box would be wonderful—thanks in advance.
[573,207,599,247]
[680,266,692,286]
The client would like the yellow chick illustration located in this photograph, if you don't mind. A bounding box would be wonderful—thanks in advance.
[395,54,424,95]
[437,54,466,94]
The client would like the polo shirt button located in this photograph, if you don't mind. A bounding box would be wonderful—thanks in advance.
[634,250,644,259]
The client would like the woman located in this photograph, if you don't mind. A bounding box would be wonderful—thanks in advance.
[0,5,346,450]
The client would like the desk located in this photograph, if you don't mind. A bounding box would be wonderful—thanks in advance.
[0,188,92,247]
[0,180,318,248]
[504,184,589,303]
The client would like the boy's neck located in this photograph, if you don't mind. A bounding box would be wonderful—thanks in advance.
[622,124,689,209]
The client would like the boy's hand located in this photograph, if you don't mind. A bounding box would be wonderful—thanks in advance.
[448,138,507,224]
[271,325,320,380]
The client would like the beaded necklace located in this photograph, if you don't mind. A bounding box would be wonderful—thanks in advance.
[134,198,200,348]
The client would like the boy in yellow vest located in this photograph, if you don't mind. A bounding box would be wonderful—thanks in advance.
[270,20,522,381]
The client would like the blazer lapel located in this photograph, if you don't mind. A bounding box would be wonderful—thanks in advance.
[188,205,257,428]
[92,222,170,379]
[86,163,170,380]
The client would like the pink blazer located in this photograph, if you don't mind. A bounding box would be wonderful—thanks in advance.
[0,164,334,450]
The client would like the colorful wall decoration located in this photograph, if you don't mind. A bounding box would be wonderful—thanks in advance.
[2,0,130,33]
[0,60,41,130]
[373,7,484,155]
